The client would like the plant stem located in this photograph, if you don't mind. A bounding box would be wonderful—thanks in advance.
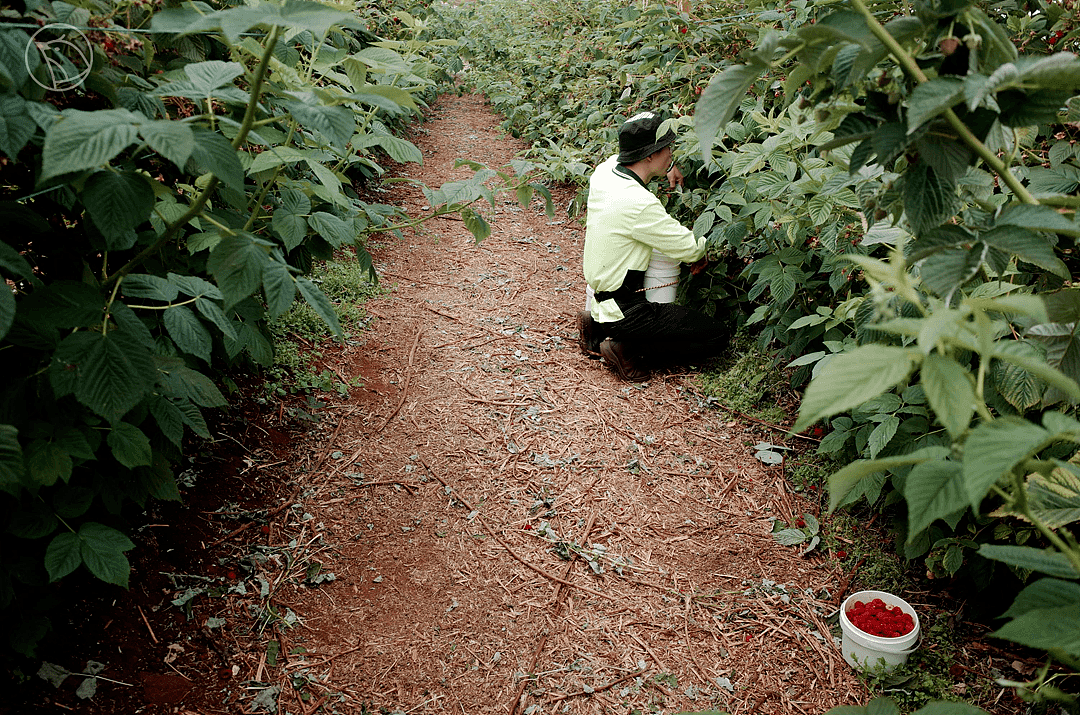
[848,0,1038,205]
[103,26,281,289]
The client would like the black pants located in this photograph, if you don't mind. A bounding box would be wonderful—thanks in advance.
[595,270,729,367]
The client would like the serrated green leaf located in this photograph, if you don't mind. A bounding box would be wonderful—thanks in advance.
[189,127,244,190]
[184,60,244,92]
[149,396,185,449]
[903,161,960,237]
[461,207,490,243]
[7,498,58,538]
[67,327,157,423]
[262,260,295,320]
[904,460,967,538]
[78,522,133,588]
[962,418,1050,508]
[0,424,24,495]
[308,211,353,248]
[913,701,991,715]
[794,345,919,432]
[828,447,950,512]
[695,61,767,165]
[0,282,12,341]
[138,120,195,171]
[296,276,341,337]
[285,100,354,151]
[979,544,1080,579]
[867,414,899,458]
[772,528,807,546]
[82,171,155,248]
[907,77,964,132]
[44,531,81,582]
[121,274,179,302]
[107,422,152,469]
[980,225,1069,279]
[1002,578,1080,619]
[24,439,72,486]
[921,353,975,439]
[996,204,1080,238]
[41,109,142,180]
[0,93,37,160]
[194,296,237,341]
[163,305,212,362]
[207,232,272,309]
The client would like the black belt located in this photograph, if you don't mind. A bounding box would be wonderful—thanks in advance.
[594,269,646,307]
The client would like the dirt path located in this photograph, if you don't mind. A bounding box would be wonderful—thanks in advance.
[271,93,862,715]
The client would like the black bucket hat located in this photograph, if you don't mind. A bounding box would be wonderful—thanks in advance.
[617,111,675,164]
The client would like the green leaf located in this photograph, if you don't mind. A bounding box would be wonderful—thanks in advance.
[44,532,81,582]
[285,100,354,151]
[207,232,272,309]
[138,120,195,171]
[695,60,768,165]
[262,260,296,320]
[828,447,950,512]
[0,282,13,341]
[121,274,179,302]
[979,544,1080,579]
[903,161,960,237]
[170,273,223,300]
[994,605,1080,660]
[0,93,37,160]
[793,345,919,432]
[996,334,1080,405]
[992,345,1045,412]
[907,77,964,132]
[41,109,142,180]
[1027,165,1080,196]
[1002,578,1080,619]
[996,204,1080,238]
[195,297,237,341]
[78,522,134,588]
[919,246,985,298]
[272,207,308,252]
[296,276,341,337]
[0,236,33,279]
[25,440,73,486]
[867,414,899,458]
[772,528,807,546]
[0,424,24,494]
[107,422,152,469]
[188,127,245,190]
[308,211,354,247]
[980,225,1069,279]
[163,305,212,362]
[7,498,58,538]
[149,396,185,448]
[904,460,967,538]
[866,697,902,715]
[82,171,155,248]
[21,280,104,329]
[921,353,975,438]
[175,366,226,408]
[184,60,244,92]
[65,327,157,423]
[962,418,1050,508]
[461,207,490,243]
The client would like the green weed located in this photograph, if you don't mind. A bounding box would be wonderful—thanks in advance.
[694,332,788,424]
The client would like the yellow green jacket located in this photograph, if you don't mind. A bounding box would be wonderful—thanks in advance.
[583,155,706,322]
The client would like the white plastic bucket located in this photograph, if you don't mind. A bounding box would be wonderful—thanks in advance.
[644,249,679,303]
[839,590,920,673]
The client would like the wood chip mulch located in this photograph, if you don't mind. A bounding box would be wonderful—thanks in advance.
[222,92,866,715]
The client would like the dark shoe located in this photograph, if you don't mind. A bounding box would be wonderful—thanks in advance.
[600,339,649,382]
[577,310,602,356]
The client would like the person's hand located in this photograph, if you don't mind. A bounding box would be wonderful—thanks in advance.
[689,257,708,275]
[666,164,684,189]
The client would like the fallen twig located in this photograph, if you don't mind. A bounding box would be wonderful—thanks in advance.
[419,456,614,602]
[547,669,646,703]
[373,324,422,434]
[208,494,298,547]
